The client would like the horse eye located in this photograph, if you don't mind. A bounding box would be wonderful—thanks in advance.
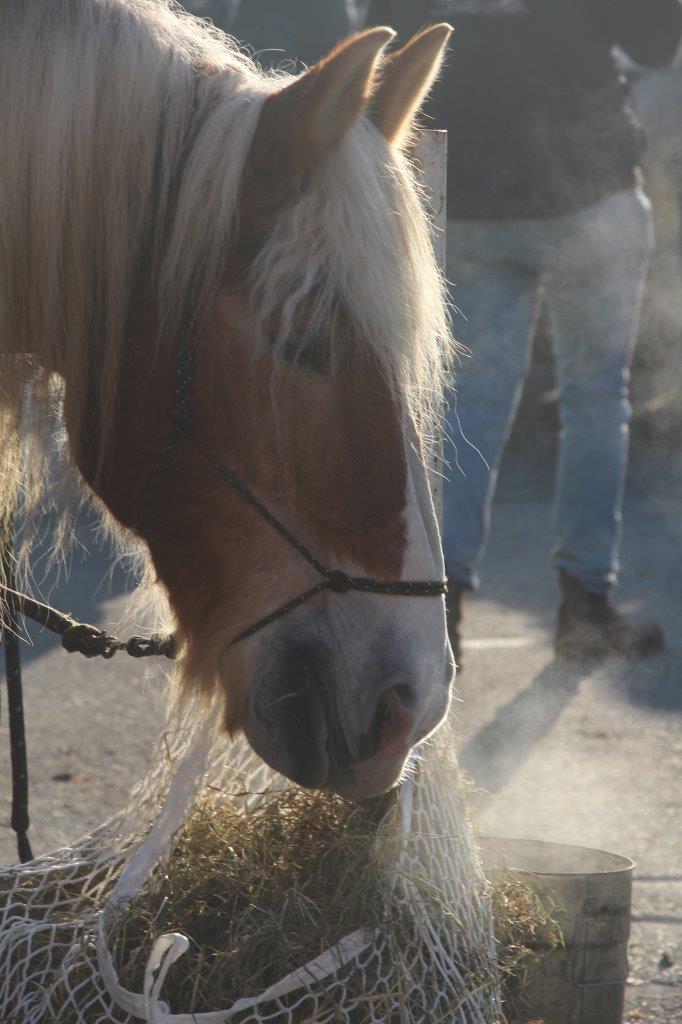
[280,330,331,376]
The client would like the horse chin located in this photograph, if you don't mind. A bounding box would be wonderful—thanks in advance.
[328,749,415,800]
[242,705,412,799]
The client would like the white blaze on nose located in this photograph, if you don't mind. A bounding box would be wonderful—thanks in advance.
[392,451,449,687]
[402,447,445,582]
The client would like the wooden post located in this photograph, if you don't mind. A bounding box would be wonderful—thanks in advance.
[415,129,448,273]
[414,129,448,525]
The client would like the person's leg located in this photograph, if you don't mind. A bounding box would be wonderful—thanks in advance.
[546,188,654,591]
[443,220,542,591]
[545,188,662,658]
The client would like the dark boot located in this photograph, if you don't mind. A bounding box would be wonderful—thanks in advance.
[556,571,664,662]
[446,577,465,670]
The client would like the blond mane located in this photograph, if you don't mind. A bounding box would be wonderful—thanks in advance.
[0,0,450,586]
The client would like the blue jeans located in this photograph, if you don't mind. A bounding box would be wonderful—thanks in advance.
[443,188,654,594]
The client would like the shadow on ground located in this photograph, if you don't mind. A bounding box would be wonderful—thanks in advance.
[460,658,590,798]
[606,651,682,713]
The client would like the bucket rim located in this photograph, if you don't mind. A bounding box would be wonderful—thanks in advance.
[478,834,635,877]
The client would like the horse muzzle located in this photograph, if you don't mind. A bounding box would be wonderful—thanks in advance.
[243,639,452,797]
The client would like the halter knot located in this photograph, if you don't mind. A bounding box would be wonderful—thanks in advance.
[326,570,352,594]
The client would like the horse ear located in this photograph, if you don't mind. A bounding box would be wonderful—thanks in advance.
[241,27,394,224]
[370,23,453,148]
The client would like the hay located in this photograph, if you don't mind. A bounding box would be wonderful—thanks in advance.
[104,786,556,1022]
[0,777,558,1022]
[110,788,400,1015]
[0,713,505,1023]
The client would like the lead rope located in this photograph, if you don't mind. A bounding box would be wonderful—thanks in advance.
[1,539,176,864]
[2,525,33,863]
[0,582,177,661]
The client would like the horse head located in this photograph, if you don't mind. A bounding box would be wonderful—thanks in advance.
[74,22,454,798]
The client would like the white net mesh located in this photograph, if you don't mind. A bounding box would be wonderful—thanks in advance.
[0,699,503,1023]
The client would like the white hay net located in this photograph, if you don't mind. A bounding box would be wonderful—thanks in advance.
[0,700,502,1024]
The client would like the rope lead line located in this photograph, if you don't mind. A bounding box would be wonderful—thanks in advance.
[0,583,177,661]
[2,531,34,863]
[0,568,175,864]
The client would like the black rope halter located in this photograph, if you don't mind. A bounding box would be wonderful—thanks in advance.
[136,300,448,646]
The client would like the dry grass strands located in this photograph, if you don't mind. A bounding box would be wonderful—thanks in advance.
[99,787,557,1022]
[0,776,558,1022]
[110,789,394,1013]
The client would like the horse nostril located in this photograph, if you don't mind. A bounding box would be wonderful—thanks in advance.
[393,682,418,711]
[366,679,420,760]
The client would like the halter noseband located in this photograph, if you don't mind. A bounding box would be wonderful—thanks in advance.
[138,302,447,646]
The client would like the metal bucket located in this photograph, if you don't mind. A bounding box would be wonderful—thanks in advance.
[480,836,635,1024]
